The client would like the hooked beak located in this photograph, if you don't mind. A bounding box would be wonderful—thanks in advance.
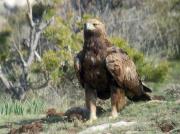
[84,23,95,31]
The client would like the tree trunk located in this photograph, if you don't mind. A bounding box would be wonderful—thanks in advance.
[0,0,54,99]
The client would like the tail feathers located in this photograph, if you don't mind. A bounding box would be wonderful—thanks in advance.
[130,93,151,102]
[142,83,152,93]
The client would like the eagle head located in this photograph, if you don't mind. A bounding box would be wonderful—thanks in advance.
[84,19,106,38]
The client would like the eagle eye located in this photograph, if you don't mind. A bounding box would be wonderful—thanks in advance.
[93,23,97,26]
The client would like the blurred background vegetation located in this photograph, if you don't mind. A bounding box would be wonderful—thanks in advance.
[0,0,179,111]
[0,0,180,133]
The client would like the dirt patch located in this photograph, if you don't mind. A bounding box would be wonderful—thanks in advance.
[64,107,89,122]
[8,106,106,133]
[46,106,105,122]
[152,95,166,101]
[9,121,43,134]
[158,120,175,133]
[175,99,180,104]
[46,107,88,122]
[46,108,64,118]
[165,84,180,100]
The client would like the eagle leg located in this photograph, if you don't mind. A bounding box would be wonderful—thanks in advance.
[110,87,126,118]
[85,88,97,122]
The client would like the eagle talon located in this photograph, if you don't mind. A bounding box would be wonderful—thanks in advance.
[109,116,117,120]
[109,113,118,119]
[90,116,97,121]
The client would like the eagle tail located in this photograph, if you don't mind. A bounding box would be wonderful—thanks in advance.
[142,83,152,93]
[130,93,151,102]
[130,83,152,101]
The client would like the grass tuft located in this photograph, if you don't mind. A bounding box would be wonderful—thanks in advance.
[0,96,45,115]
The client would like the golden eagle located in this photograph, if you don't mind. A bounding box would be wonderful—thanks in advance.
[74,19,151,121]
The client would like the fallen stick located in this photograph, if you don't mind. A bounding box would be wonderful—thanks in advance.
[79,121,136,134]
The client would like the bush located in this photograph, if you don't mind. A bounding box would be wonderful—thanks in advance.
[142,61,169,82]
[0,29,11,62]
[0,96,45,115]
[110,37,169,82]
[42,16,83,83]
[42,50,60,72]
[42,17,169,83]
[41,3,169,83]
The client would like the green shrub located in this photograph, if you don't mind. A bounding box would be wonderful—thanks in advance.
[41,50,62,83]
[42,16,83,83]
[110,37,169,82]
[42,50,60,72]
[141,61,169,82]
[43,22,169,83]
[0,97,45,115]
[42,5,169,83]
[0,29,11,62]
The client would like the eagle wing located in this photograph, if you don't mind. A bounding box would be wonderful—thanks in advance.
[74,51,84,87]
[106,47,151,100]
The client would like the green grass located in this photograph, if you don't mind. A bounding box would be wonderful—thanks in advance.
[0,60,180,133]
[0,100,179,134]
[168,60,180,83]
[0,96,45,116]
[147,60,180,98]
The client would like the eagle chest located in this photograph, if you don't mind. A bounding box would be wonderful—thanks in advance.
[82,51,109,89]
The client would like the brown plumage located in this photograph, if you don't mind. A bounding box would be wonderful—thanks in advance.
[74,19,152,121]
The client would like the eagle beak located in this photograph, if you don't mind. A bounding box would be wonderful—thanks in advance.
[84,23,95,31]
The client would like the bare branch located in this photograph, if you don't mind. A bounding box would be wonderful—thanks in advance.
[13,42,27,67]
[27,16,54,66]
[1,0,54,99]
[29,28,35,47]
[0,65,19,97]
[27,31,41,66]
[39,16,55,31]
[0,66,12,90]
[35,51,42,62]
[27,0,35,28]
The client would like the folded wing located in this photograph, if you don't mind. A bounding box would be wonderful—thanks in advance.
[106,47,151,101]
[74,51,84,87]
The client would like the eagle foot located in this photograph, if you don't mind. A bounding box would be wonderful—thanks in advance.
[109,112,118,119]
[86,117,97,124]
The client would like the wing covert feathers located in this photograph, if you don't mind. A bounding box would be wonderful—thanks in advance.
[142,82,152,92]
[105,47,152,101]
[105,48,140,92]
[74,51,84,87]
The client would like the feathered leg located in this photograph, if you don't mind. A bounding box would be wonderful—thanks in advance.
[111,87,126,118]
[85,88,97,122]
[116,88,126,111]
